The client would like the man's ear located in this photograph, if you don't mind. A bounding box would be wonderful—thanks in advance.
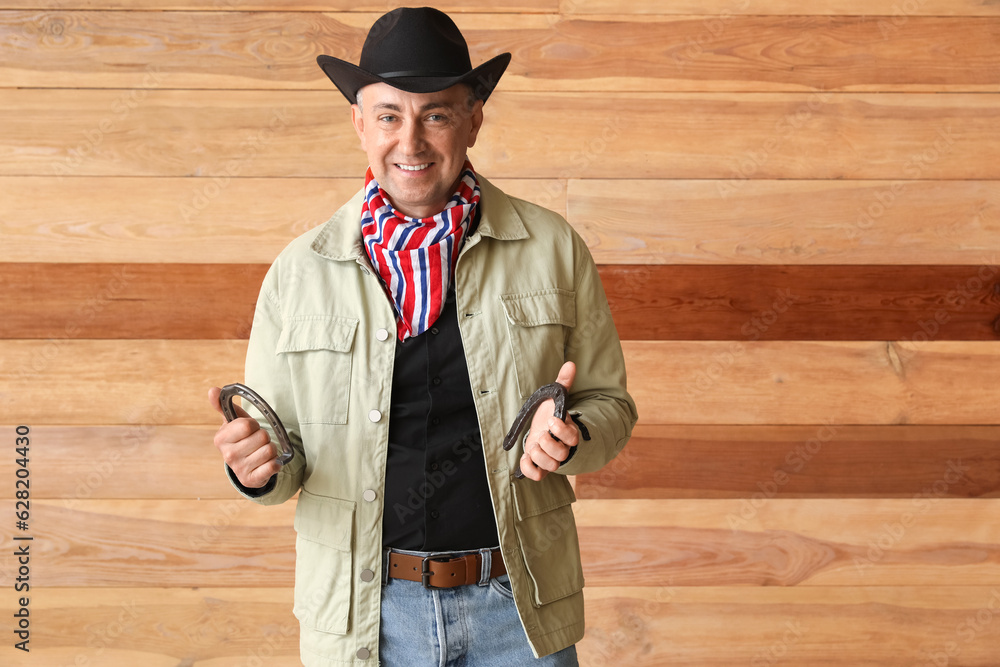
[466,99,485,149]
[351,104,366,150]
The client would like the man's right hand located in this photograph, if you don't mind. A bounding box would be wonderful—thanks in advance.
[208,386,281,489]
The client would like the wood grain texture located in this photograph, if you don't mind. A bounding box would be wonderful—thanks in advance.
[0,1,556,11]
[2,586,997,667]
[6,340,1000,424]
[0,176,565,263]
[0,425,237,500]
[562,0,1000,15]
[575,424,1000,499]
[2,498,997,588]
[7,263,1000,341]
[5,12,999,91]
[2,90,996,179]
[580,586,1000,667]
[624,340,1000,425]
[599,264,1000,341]
[570,179,1000,265]
[0,588,299,667]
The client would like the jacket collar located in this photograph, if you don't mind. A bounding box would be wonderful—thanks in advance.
[309,174,528,262]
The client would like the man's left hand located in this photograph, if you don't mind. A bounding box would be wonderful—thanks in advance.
[520,361,580,481]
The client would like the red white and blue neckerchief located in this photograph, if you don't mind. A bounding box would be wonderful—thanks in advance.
[361,160,480,341]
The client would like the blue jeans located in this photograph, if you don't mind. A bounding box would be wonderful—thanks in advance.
[379,548,579,666]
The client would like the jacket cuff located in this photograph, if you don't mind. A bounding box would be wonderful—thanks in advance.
[225,463,277,499]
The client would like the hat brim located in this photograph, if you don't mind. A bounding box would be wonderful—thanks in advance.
[317,52,511,105]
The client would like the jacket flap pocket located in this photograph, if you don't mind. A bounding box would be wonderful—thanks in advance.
[500,289,576,328]
[294,490,355,551]
[277,316,358,354]
[511,474,577,521]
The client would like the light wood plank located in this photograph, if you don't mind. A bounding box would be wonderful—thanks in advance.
[6,340,1000,424]
[5,13,1000,92]
[0,176,566,263]
[0,425,239,500]
[574,424,1000,499]
[562,0,1000,15]
[0,1,555,10]
[624,340,1000,425]
[580,586,1000,667]
[569,179,1000,265]
[2,90,996,179]
[1,499,997,587]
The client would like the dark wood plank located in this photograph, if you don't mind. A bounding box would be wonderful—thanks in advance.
[3,90,997,179]
[575,424,1000,499]
[6,263,1000,341]
[599,265,1000,341]
[4,13,1000,91]
[0,263,267,339]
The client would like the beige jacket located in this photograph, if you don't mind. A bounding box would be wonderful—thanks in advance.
[230,175,638,665]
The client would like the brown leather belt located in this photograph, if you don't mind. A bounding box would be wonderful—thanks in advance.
[387,549,506,588]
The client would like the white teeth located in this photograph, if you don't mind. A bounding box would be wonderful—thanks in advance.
[397,163,430,171]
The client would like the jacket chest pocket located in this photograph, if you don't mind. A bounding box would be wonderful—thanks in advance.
[293,490,355,635]
[500,289,576,398]
[277,315,357,425]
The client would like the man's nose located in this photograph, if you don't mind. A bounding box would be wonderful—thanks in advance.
[399,120,426,154]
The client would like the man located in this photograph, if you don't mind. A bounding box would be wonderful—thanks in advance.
[208,7,637,665]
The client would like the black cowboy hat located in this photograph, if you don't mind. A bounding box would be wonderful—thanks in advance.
[317,7,511,105]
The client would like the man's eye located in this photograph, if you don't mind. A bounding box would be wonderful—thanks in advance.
[427,114,446,122]
[379,115,397,123]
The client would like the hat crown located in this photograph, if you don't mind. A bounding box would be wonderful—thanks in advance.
[359,7,473,78]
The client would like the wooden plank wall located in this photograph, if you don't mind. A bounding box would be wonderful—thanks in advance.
[3,1,1000,665]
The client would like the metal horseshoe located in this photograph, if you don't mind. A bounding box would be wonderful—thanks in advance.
[502,382,568,479]
[218,383,294,466]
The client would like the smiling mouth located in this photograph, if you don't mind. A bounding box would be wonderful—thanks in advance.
[396,163,432,172]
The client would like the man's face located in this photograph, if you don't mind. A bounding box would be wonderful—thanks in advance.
[351,82,484,219]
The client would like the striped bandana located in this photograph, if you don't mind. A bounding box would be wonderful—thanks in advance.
[361,160,480,341]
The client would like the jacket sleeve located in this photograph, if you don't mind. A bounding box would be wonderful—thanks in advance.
[224,260,306,505]
[555,230,639,476]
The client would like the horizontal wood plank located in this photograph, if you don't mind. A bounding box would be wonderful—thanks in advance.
[5,13,1000,91]
[2,91,997,179]
[4,424,997,501]
[1,499,997,587]
[570,179,1000,265]
[6,340,1000,424]
[0,176,565,263]
[0,1,555,11]
[0,425,238,500]
[6,263,1000,340]
[562,1,1000,15]
[580,586,1000,666]
[575,424,1000,499]
[4,586,997,666]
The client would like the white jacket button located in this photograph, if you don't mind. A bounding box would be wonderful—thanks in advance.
[376,328,389,341]
[356,647,371,660]
[368,409,382,422]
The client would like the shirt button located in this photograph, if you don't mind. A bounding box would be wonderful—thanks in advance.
[430,326,440,335]
[376,328,389,342]
[362,489,377,502]
[430,510,439,519]
[432,376,442,386]
[356,648,371,660]
[431,417,440,426]
[368,409,382,423]
[430,462,439,471]
[360,569,375,582]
